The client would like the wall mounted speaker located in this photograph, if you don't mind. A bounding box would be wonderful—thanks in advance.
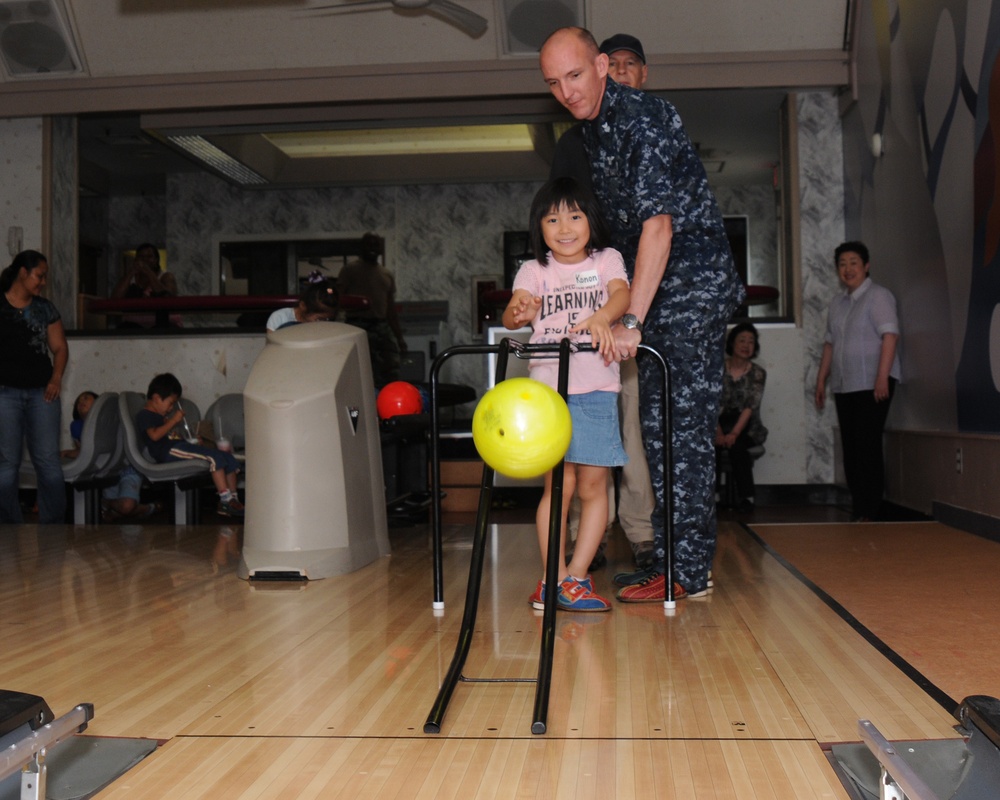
[500,0,585,55]
[0,0,84,78]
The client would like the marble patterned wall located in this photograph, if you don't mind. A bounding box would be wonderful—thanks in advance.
[797,91,846,484]
[106,193,167,291]
[165,172,539,396]
[48,116,77,324]
[0,118,44,261]
[714,183,780,316]
[161,173,785,407]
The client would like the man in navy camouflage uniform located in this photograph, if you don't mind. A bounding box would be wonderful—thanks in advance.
[540,27,745,601]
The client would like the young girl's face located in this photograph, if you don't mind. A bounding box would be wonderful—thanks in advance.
[541,202,591,264]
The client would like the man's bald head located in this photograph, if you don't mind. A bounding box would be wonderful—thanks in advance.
[540,26,600,59]
[539,27,609,121]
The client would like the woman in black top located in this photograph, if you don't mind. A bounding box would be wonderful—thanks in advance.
[0,250,69,523]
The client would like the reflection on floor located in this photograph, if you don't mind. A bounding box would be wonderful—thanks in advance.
[0,491,972,799]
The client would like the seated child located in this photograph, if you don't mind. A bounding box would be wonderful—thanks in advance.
[136,373,244,518]
[266,273,338,332]
[63,390,158,521]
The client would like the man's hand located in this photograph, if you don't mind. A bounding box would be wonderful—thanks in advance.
[612,326,642,362]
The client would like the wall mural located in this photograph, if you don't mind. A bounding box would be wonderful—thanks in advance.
[957,7,1000,429]
[844,0,1000,432]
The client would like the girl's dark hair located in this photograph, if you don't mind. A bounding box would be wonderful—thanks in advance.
[146,372,183,400]
[726,322,760,358]
[301,279,338,315]
[73,391,98,421]
[528,177,610,265]
[0,250,47,293]
[834,240,869,267]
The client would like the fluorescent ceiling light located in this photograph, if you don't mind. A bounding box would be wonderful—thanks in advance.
[167,135,268,185]
[263,125,536,158]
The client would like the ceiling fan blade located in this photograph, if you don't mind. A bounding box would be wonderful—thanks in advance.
[307,1,395,15]
[427,0,488,37]
[306,0,487,38]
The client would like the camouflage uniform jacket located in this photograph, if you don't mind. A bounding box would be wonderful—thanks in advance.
[579,78,744,317]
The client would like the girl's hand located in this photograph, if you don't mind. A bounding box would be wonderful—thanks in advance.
[509,295,541,327]
[570,313,616,360]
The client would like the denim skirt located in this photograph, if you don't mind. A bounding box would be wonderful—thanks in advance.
[564,391,628,468]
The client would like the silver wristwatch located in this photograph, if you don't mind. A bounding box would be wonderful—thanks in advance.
[621,313,643,331]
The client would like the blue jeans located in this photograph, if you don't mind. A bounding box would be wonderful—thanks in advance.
[0,385,66,524]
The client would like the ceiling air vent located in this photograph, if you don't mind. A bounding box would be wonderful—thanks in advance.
[500,0,585,56]
[0,0,85,78]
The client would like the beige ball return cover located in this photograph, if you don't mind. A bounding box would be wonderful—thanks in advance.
[239,322,390,580]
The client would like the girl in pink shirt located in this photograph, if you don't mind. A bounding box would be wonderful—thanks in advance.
[503,177,630,612]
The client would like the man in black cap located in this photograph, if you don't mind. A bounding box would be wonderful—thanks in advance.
[601,33,648,91]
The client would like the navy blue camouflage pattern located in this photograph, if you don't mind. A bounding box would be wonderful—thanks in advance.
[582,79,745,592]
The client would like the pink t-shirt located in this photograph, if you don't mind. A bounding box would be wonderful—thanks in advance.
[512,247,628,395]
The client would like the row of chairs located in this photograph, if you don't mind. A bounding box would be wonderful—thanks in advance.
[48,392,244,525]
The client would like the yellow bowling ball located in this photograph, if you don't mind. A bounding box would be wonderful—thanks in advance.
[472,377,572,479]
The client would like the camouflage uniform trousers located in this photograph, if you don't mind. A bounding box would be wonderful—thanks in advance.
[637,288,733,593]
[347,317,401,389]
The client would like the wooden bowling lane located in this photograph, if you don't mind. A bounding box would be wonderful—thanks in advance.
[168,522,817,742]
[0,519,963,799]
[93,736,847,799]
[713,526,959,742]
[747,520,1000,709]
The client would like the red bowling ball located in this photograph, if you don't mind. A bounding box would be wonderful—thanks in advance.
[377,381,424,419]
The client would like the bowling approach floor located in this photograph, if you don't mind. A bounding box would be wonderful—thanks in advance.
[0,502,983,799]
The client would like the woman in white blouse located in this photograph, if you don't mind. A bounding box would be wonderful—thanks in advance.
[815,241,902,521]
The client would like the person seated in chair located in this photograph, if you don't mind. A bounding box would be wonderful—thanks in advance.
[715,323,768,512]
[136,373,244,518]
[63,390,159,521]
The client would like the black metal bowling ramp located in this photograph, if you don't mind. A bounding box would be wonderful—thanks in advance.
[423,339,675,735]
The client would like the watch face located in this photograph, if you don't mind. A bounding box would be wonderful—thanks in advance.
[622,313,639,329]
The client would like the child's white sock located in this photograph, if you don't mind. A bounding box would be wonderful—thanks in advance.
[219,489,234,503]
